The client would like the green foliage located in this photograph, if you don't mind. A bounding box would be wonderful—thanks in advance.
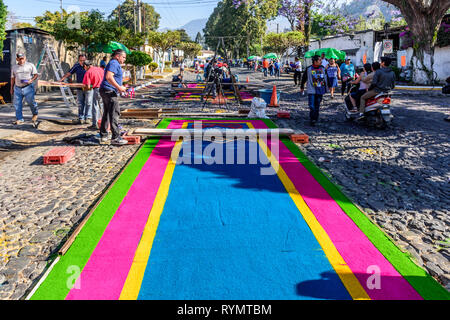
[178,41,202,59]
[176,29,191,42]
[263,31,304,56]
[119,29,147,49]
[37,10,124,52]
[390,65,401,81]
[0,0,6,60]
[109,0,160,33]
[12,22,33,29]
[35,10,68,32]
[126,50,152,67]
[203,0,279,57]
[148,61,158,73]
[164,61,172,67]
[436,24,450,48]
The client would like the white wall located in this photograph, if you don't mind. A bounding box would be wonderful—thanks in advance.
[309,31,375,66]
[434,46,450,82]
[397,46,450,82]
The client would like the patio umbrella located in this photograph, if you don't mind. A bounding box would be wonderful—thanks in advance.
[87,41,131,54]
[263,52,278,59]
[304,48,346,60]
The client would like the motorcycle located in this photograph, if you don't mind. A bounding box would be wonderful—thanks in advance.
[343,84,393,129]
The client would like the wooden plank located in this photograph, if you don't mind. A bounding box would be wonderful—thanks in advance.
[172,87,205,93]
[121,108,159,119]
[38,80,84,88]
[130,128,295,136]
[158,112,247,118]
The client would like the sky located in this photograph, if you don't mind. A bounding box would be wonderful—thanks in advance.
[4,0,219,30]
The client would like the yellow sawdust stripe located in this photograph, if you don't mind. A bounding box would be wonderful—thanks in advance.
[254,130,370,300]
[119,138,184,300]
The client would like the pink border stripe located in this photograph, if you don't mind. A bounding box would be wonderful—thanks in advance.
[267,137,422,300]
[66,123,182,300]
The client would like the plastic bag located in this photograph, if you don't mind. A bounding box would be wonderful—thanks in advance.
[248,97,268,119]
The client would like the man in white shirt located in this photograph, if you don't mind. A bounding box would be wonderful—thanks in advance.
[293,57,302,86]
[321,53,329,68]
[10,53,39,125]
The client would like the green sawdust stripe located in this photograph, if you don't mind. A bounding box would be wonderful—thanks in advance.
[31,123,170,300]
[271,133,449,299]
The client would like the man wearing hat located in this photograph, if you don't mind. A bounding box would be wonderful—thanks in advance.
[340,58,355,95]
[10,53,39,125]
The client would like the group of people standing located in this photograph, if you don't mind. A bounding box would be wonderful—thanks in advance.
[11,50,130,146]
[247,59,281,78]
[299,54,395,126]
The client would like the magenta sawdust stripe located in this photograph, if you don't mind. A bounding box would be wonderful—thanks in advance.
[265,137,422,300]
[65,122,182,300]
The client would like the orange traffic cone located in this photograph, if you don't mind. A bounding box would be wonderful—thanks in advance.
[268,85,279,107]
[246,76,249,83]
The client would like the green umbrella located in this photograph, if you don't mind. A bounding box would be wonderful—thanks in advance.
[263,52,278,59]
[87,41,131,54]
[305,48,346,60]
[248,55,260,60]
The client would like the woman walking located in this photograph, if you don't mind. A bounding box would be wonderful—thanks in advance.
[325,58,340,98]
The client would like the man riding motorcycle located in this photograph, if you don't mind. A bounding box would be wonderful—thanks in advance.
[357,56,396,118]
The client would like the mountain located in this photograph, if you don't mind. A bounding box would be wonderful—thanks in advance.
[179,18,208,41]
[336,0,398,21]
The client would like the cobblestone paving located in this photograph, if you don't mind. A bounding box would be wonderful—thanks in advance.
[0,68,448,299]
[0,124,140,299]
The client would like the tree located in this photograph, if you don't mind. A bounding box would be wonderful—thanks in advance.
[126,50,152,84]
[147,30,181,73]
[381,0,450,84]
[110,0,160,33]
[176,29,191,42]
[12,22,33,29]
[204,0,278,58]
[195,32,204,45]
[263,31,304,58]
[278,0,299,31]
[46,10,123,53]
[178,41,202,61]
[0,1,6,60]
[35,10,68,32]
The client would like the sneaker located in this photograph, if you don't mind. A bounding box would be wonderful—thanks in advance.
[111,138,129,146]
[73,119,82,124]
[99,136,110,143]
[13,119,25,125]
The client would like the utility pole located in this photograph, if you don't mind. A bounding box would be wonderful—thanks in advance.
[60,0,63,21]
[137,0,142,33]
[133,1,137,34]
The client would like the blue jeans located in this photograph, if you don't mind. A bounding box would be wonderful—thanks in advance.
[263,68,268,77]
[76,89,91,120]
[13,83,38,121]
[308,94,323,122]
[85,88,102,125]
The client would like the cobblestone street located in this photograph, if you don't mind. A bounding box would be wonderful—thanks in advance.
[0,68,449,299]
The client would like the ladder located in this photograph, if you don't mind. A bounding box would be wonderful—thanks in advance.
[37,41,77,108]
